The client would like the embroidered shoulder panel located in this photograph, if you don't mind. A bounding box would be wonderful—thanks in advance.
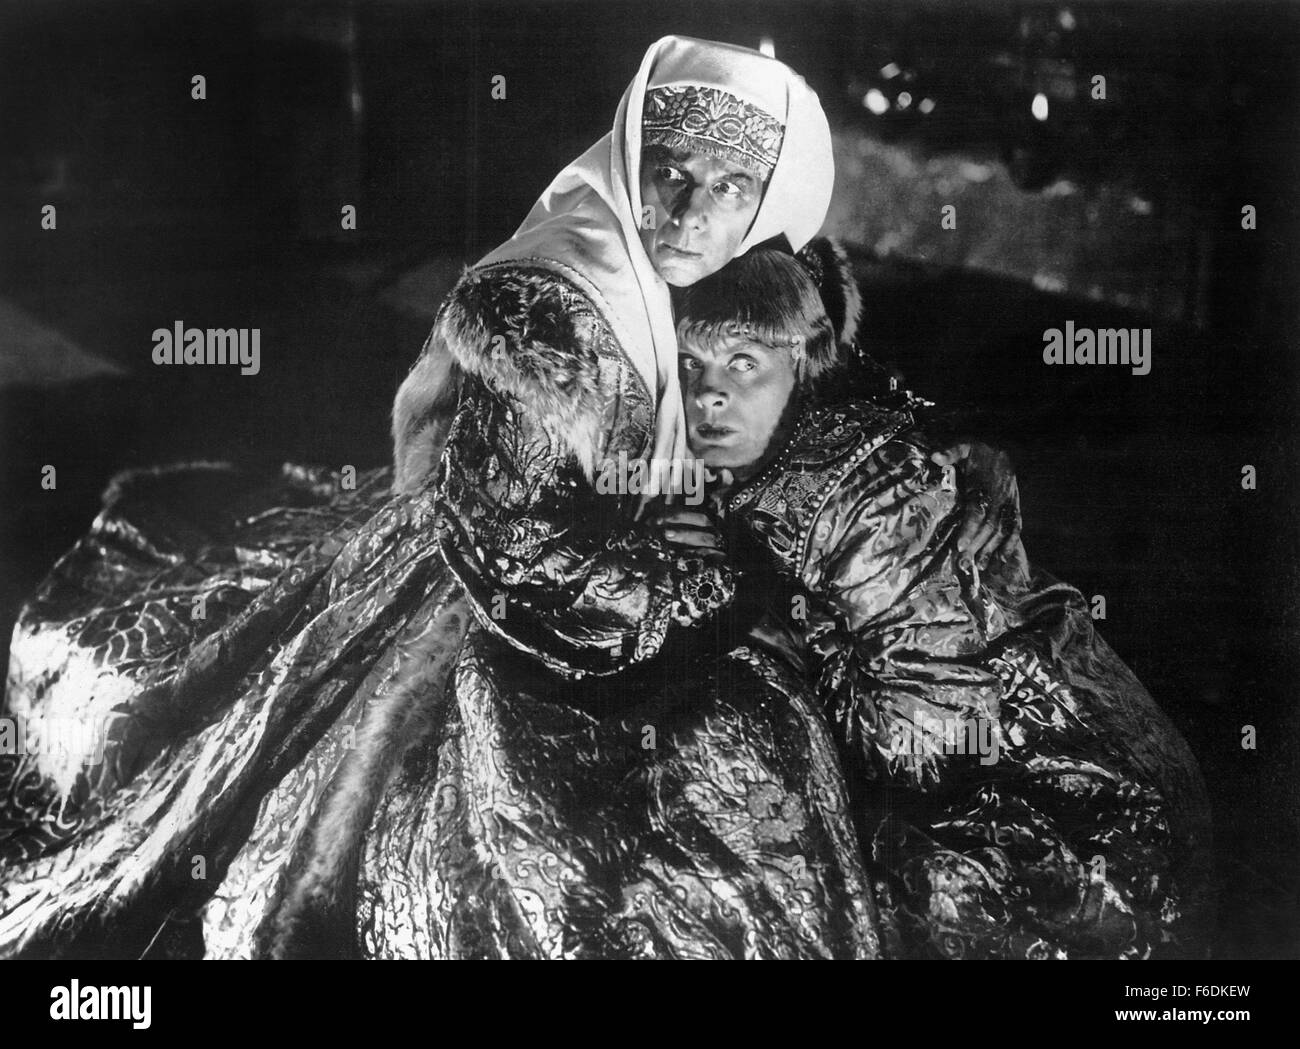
[727,401,913,577]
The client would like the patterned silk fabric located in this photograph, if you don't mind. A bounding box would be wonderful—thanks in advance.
[0,268,1211,959]
[357,633,879,959]
[0,269,876,960]
[0,464,465,957]
[721,399,1215,959]
[358,296,877,958]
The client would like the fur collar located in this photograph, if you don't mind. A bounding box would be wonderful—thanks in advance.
[391,264,609,493]
[439,264,607,427]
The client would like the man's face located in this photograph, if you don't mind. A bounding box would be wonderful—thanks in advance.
[679,332,798,474]
[639,145,765,287]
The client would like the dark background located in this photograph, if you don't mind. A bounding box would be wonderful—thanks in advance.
[1,0,1297,957]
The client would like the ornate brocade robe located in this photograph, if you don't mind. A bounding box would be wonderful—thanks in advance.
[1,265,879,959]
[720,398,1215,959]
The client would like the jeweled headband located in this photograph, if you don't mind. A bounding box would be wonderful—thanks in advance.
[642,84,784,181]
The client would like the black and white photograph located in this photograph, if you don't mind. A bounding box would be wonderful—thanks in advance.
[0,0,1296,1015]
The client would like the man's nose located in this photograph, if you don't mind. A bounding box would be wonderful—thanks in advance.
[692,376,727,410]
[671,184,708,231]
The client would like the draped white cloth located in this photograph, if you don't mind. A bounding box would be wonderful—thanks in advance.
[477,35,835,493]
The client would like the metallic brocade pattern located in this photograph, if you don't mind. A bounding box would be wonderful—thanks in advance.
[724,400,1215,958]
[1,269,868,959]
[433,370,733,679]
[357,634,881,959]
[642,84,784,180]
[0,278,1212,959]
[0,464,451,956]
[202,569,471,959]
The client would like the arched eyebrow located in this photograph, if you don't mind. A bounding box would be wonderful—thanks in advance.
[730,340,779,359]
[645,144,687,166]
[650,145,759,188]
[679,337,781,363]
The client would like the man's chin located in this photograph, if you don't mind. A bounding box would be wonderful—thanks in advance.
[690,447,751,472]
[652,254,715,287]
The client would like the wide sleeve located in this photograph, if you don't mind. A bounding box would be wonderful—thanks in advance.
[799,435,1010,783]
[797,430,1211,959]
[426,266,731,678]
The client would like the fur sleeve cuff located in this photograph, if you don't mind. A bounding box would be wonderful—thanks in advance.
[392,263,612,493]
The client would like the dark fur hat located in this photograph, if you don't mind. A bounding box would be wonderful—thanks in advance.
[795,236,862,351]
[674,237,861,384]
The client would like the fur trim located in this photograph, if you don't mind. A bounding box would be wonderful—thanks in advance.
[796,237,862,351]
[391,265,608,492]
[263,687,423,958]
[391,327,461,495]
[260,586,470,959]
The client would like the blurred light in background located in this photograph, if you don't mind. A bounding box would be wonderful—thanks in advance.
[918,97,935,114]
[759,36,775,57]
[880,62,900,79]
[896,90,912,109]
[863,89,889,115]
[1032,92,1049,120]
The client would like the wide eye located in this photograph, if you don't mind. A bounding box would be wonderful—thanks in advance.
[658,164,687,184]
[730,355,757,372]
[678,356,702,372]
[714,179,742,198]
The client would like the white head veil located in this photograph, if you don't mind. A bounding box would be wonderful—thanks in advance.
[476,35,834,493]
